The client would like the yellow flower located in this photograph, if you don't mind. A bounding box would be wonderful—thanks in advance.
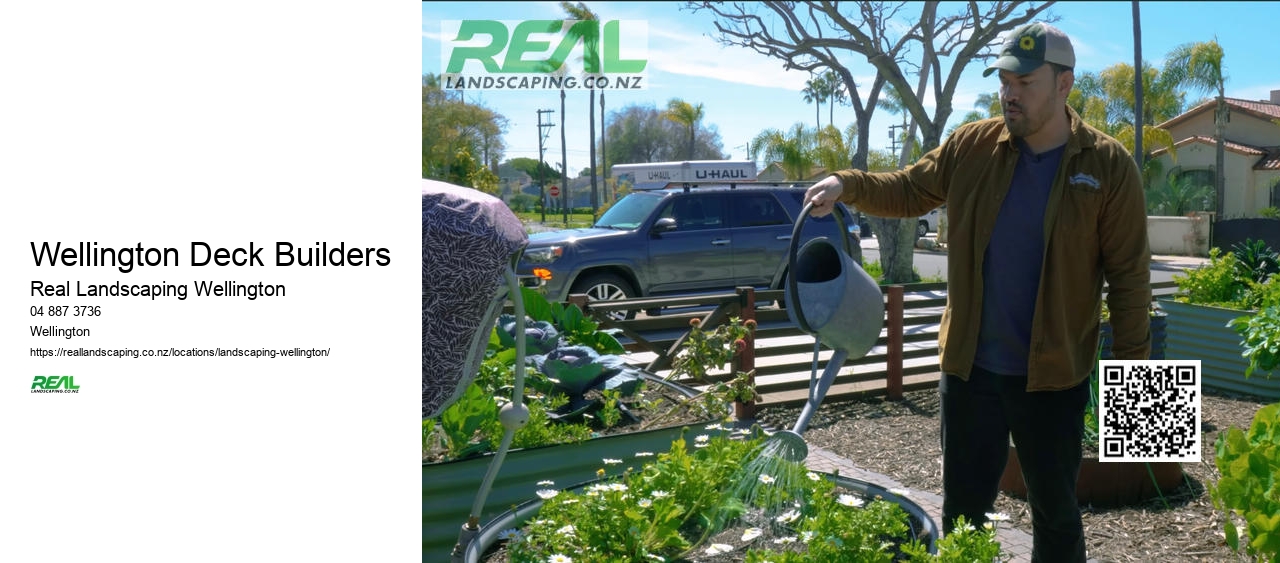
[1019,36,1035,51]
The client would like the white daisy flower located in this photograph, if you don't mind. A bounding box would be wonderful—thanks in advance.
[705,423,724,431]
[837,494,865,508]
[741,527,763,541]
[548,555,572,563]
[800,531,816,543]
[608,483,628,492]
[643,554,665,562]
[704,543,733,555]
[776,509,800,524]
[758,474,776,484]
[776,509,801,524]
[497,528,523,541]
[537,480,555,486]
[603,458,623,465]
[556,524,576,536]
[536,489,559,499]
[634,451,654,457]
[773,536,797,545]
[695,434,710,443]
[806,472,820,481]
[651,490,671,499]
[985,511,1011,522]
[638,498,653,508]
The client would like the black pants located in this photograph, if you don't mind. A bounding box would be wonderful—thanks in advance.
[940,365,1089,563]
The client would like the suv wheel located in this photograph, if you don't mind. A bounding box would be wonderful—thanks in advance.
[917,220,928,238]
[570,273,637,321]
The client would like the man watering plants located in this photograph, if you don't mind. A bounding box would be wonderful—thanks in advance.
[804,22,1151,563]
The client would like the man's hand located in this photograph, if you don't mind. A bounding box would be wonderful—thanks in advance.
[804,175,844,217]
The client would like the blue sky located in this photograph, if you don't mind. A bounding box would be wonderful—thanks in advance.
[423,2,1280,177]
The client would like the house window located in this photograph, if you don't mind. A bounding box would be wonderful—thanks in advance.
[1173,168,1216,212]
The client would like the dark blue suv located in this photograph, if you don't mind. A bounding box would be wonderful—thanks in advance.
[518,184,861,318]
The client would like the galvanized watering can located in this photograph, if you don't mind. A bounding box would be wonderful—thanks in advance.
[771,202,885,460]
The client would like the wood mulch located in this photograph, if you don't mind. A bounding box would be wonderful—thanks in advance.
[757,387,1270,562]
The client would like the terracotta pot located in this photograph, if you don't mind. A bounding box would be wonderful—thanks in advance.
[998,446,1184,508]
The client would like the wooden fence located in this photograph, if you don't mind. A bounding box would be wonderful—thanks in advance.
[570,280,1180,408]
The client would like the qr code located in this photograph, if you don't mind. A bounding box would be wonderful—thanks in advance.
[1097,360,1202,463]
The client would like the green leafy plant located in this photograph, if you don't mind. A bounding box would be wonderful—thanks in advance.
[1211,402,1280,561]
[669,316,756,384]
[425,288,722,463]
[1231,239,1280,285]
[1173,247,1249,308]
[716,369,761,403]
[499,433,1003,562]
[1228,305,1280,380]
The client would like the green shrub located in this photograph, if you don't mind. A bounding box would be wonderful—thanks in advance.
[1172,247,1247,307]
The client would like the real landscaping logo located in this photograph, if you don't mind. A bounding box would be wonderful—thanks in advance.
[441,19,648,90]
[31,375,79,393]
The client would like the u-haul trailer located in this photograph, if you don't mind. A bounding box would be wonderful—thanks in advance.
[612,160,757,190]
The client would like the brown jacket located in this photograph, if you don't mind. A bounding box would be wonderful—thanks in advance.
[833,107,1150,391]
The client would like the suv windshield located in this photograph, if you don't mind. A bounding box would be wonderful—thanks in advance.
[595,192,664,229]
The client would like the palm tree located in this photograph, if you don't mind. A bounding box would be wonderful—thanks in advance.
[1166,39,1228,219]
[801,75,825,131]
[752,123,817,180]
[974,93,1002,117]
[664,98,705,160]
[823,70,845,128]
[812,123,858,175]
[561,2,600,215]
[947,93,1002,136]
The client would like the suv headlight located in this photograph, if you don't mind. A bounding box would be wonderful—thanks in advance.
[523,245,563,264]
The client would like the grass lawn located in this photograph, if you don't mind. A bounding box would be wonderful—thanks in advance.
[515,211,595,229]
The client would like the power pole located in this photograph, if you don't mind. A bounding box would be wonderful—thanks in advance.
[537,109,555,222]
[888,124,906,157]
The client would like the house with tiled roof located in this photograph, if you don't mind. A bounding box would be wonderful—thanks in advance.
[756,162,828,182]
[1150,90,1280,218]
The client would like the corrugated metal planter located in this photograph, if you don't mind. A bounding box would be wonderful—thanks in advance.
[1099,312,1167,360]
[423,374,723,560]
[1158,298,1280,400]
[462,473,938,562]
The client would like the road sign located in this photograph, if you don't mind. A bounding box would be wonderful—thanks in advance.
[548,185,560,197]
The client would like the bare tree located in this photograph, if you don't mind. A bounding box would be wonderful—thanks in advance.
[692,1,1056,282]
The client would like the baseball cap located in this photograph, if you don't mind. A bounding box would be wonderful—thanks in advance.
[983,22,1075,77]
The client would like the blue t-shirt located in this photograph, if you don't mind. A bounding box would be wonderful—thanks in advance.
[973,139,1066,375]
